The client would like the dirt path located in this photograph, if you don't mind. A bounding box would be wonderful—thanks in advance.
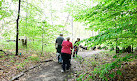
[78,50,104,58]
[17,50,103,81]
[18,61,74,81]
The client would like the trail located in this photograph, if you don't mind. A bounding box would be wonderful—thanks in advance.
[78,50,104,58]
[18,61,74,81]
[17,50,103,81]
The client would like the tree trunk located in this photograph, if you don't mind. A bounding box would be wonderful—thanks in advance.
[116,46,120,53]
[116,38,119,53]
[21,38,27,47]
[126,46,131,53]
[122,47,126,53]
[22,39,24,46]
[132,44,133,53]
[42,32,43,55]
[71,16,73,43]
[25,38,27,47]
[16,0,21,56]
[25,0,28,48]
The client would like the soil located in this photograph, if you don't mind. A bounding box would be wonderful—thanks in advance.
[18,62,72,81]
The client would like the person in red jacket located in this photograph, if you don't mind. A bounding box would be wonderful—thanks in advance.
[61,37,73,72]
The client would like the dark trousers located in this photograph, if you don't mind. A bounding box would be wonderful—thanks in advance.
[73,49,78,57]
[61,53,71,71]
[56,45,62,63]
[57,45,62,53]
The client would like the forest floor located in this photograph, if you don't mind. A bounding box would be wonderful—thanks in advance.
[0,49,54,81]
[17,50,104,81]
[72,50,137,81]
[0,49,137,81]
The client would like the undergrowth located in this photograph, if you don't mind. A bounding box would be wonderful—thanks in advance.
[0,40,56,81]
[75,51,137,81]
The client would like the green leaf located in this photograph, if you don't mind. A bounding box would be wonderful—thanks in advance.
[104,77,108,81]
[117,70,122,75]
[0,1,2,7]
[113,55,117,58]
[109,72,114,78]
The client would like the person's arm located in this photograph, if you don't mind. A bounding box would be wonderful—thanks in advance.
[74,41,76,46]
[71,43,73,49]
[61,41,64,47]
[74,41,79,49]
[55,39,58,49]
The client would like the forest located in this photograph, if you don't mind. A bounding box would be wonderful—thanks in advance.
[0,0,137,81]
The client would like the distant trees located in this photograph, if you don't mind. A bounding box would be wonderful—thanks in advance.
[1,0,67,55]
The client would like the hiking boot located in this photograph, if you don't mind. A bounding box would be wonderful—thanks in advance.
[66,69,70,72]
[61,70,64,73]
[58,62,62,64]
[66,68,70,72]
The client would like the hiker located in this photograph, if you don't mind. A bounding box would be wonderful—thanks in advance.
[73,38,80,57]
[55,34,64,63]
[61,37,73,72]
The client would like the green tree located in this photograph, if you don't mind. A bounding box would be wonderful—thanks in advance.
[72,0,137,51]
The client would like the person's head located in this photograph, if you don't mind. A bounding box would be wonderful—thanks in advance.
[77,38,80,41]
[66,37,70,41]
[60,33,63,37]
